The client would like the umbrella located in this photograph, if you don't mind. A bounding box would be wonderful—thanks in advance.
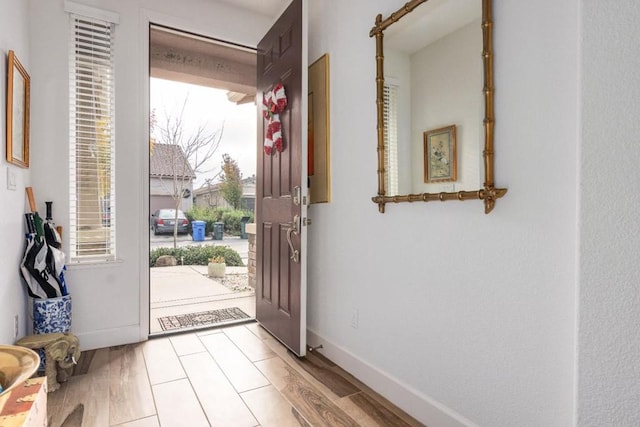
[20,192,68,298]
[44,201,62,250]
[44,203,67,296]
[20,235,64,299]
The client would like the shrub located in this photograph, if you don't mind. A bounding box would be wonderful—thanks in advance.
[221,210,254,236]
[150,245,242,267]
[187,206,253,236]
[149,247,184,266]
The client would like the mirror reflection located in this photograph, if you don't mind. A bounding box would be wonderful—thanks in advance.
[383,0,482,196]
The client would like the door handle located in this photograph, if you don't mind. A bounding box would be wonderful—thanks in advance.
[286,214,300,263]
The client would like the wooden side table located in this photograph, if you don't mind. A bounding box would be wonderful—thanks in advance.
[0,377,47,427]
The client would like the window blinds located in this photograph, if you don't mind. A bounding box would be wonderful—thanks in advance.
[383,83,399,195]
[68,13,116,262]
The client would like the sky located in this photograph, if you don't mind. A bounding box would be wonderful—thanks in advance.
[150,78,257,188]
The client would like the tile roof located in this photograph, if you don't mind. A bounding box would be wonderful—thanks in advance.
[193,174,256,196]
[150,144,196,179]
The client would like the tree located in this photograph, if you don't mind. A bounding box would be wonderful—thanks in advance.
[219,153,243,209]
[154,98,224,247]
[149,108,157,156]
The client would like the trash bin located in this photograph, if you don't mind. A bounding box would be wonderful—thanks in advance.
[192,220,206,241]
[212,222,224,240]
[240,216,251,239]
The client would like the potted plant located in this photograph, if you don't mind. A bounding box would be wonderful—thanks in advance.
[207,256,226,278]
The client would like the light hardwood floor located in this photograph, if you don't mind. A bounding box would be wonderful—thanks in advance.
[47,322,425,427]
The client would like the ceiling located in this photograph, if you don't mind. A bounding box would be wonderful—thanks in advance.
[147,0,289,102]
[150,26,257,101]
[385,0,480,54]
[213,0,291,18]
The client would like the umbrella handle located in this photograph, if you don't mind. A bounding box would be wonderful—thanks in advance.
[25,213,36,235]
[26,187,37,212]
[45,201,53,221]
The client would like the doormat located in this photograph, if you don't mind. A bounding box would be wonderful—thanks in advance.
[158,307,251,331]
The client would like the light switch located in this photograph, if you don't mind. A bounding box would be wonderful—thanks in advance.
[7,167,17,190]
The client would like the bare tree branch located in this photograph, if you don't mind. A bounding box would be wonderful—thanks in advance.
[153,96,224,247]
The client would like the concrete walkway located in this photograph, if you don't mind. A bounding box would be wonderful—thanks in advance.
[149,265,255,334]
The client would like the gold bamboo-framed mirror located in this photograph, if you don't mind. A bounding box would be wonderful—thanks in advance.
[370,0,506,213]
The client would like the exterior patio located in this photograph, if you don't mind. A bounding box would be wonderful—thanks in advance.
[150,225,256,335]
[150,265,255,335]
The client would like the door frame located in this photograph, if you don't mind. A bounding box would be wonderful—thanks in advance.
[139,6,286,340]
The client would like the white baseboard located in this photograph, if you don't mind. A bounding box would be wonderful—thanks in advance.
[307,328,477,427]
[75,325,143,351]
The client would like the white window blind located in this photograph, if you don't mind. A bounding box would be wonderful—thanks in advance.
[68,13,116,262]
[383,83,399,195]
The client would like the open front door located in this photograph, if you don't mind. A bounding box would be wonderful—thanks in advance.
[256,0,308,356]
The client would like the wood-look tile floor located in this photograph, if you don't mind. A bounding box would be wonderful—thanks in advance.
[47,322,425,427]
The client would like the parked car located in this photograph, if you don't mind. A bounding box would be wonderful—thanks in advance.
[151,209,190,235]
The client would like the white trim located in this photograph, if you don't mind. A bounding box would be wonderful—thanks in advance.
[141,8,254,47]
[299,0,309,357]
[149,24,256,53]
[306,328,479,427]
[64,0,120,24]
[138,10,152,341]
[76,325,142,351]
[386,76,401,87]
[66,259,124,269]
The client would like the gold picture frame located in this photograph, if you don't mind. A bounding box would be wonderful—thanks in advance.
[424,125,457,183]
[6,50,30,168]
[308,53,330,203]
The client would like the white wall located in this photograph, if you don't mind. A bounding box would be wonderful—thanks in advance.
[27,0,272,349]
[0,0,31,345]
[578,0,640,425]
[307,0,578,425]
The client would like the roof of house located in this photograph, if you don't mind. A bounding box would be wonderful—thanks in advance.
[193,174,256,196]
[150,143,196,179]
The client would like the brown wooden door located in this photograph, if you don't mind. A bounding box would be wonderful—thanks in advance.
[256,0,308,356]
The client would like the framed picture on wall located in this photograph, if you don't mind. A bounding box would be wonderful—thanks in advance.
[424,125,456,183]
[308,53,330,203]
[6,50,30,168]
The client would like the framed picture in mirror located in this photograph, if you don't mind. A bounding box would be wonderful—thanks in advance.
[424,125,456,183]
[6,50,30,168]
